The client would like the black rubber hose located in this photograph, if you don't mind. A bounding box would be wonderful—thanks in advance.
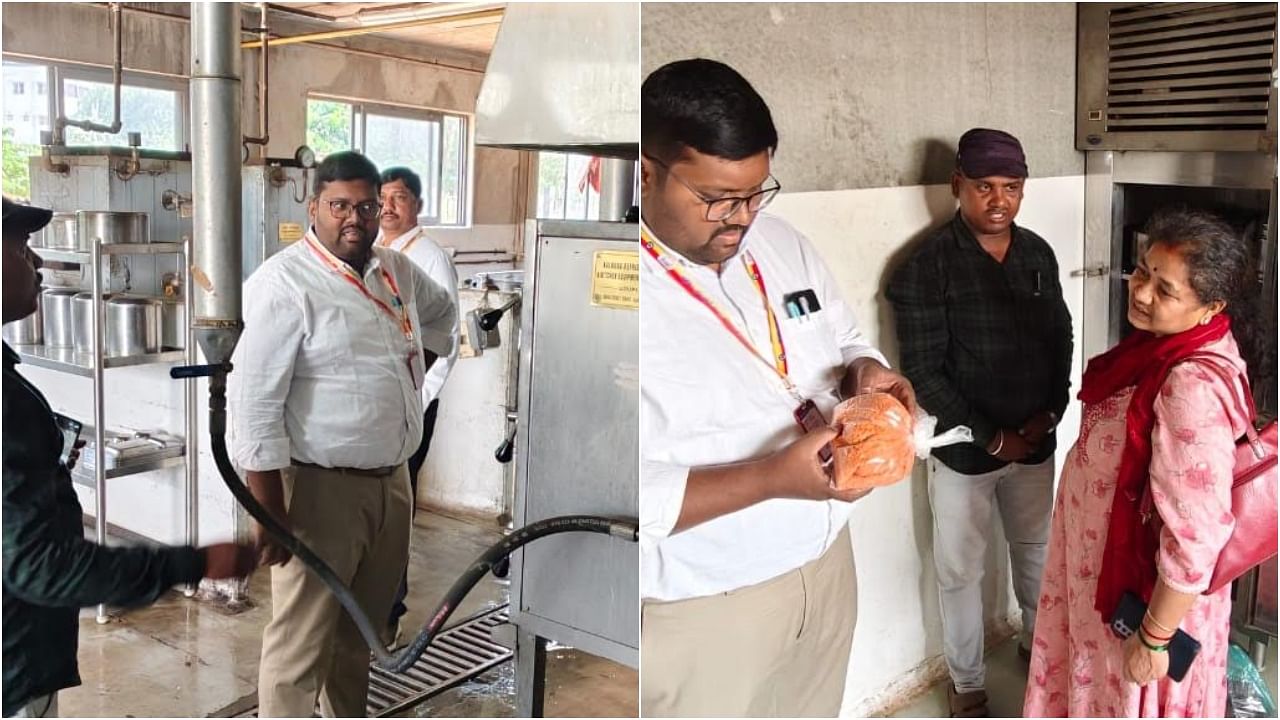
[202,372,638,673]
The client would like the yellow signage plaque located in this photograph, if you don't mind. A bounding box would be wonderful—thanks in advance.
[278,222,304,243]
[590,250,640,310]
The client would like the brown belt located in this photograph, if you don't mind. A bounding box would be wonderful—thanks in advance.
[291,459,398,478]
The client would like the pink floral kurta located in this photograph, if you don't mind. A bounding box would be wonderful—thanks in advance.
[1024,336,1250,718]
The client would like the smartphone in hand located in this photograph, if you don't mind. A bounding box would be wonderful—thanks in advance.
[1110,590,1201,682]
[53,413,82,467]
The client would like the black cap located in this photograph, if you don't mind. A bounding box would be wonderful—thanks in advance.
[3,197,54,241]
[956,128,1028,179]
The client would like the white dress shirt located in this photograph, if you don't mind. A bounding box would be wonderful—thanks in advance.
[229,229,456,472]
[641,212,888,602]
[378,225,461,406]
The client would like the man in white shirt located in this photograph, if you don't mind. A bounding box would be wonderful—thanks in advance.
[229,151,456,718]
[640,59,918,718]
[376,166,461,644]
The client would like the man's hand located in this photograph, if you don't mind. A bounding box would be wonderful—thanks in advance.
[64,439,87,471]
[762,426,871,504]
[202,543,259,579]
[987,428,1034,462]
[843,358,919,418]
[254,516,293,567]
[1018,412,1056,449]
[246,469,292,567]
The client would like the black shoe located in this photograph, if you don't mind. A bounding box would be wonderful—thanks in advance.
[1018,643,1032,666]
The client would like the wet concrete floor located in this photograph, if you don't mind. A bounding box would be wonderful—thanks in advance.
[60,511,638,718]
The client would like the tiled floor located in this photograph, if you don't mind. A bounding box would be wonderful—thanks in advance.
[59,510,638,718]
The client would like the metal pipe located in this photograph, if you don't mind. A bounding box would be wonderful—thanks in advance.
[54,2,124,144]
[189,1,244,365]
[243,2,270,149]
[92,238,108,624]
[597,158,637,222]
[239,8,505,49]
[183,235,199,597]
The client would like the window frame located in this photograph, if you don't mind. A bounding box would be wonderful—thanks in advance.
[306,93,471,228]
[2,58,189,151]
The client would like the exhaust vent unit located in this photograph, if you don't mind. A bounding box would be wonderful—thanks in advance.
[1078,2,1277,151]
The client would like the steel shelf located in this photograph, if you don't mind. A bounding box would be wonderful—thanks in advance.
[34,243,184,263]
[13,344,186,376]
[75,452,187,482]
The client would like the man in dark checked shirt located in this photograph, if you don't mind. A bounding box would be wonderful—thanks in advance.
[886,129,1073,718]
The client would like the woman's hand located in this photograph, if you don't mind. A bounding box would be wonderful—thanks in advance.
[1122,631,1170,685]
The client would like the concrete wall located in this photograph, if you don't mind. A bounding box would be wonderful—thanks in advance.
[642,2,1081,191]
[642,3,1086,715]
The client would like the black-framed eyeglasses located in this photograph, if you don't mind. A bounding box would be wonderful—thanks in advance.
[647,155,781,222]
[321,199,382,221]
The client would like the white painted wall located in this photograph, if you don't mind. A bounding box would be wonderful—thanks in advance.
[766,174,1086,715]
[420,288,520,518]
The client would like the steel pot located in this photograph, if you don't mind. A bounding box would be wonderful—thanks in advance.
[160,299,185,350]
[75,211,149,250]
[42,213,78,250]
[41,288,80,347]
[106,296,161,357]
[3,297,42,345]
[72,292,118,354]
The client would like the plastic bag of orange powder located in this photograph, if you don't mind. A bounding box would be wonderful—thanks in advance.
[829,393,973,491]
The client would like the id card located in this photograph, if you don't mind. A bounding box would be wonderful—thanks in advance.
[793,399,834,477]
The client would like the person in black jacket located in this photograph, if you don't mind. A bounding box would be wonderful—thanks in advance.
[2,198,257,718]
[886,130,1073,718]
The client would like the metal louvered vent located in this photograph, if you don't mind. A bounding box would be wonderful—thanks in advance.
[1078,2,1278,151]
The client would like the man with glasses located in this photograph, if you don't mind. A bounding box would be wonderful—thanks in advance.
[376,166,461,647]
[640,58,917,717]
[229,151,456,717]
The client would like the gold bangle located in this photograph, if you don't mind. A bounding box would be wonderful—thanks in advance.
[1144,611,1175,635]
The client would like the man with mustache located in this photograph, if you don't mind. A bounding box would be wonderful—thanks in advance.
[886,129,1073,718]
[375,166,460,646]
[228,151,456,717]
[640,59,917,717]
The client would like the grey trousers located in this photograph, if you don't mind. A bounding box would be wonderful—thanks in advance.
[928,455,1054,692]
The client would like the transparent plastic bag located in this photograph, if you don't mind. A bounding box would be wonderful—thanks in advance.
[829,392,973,491]
[1226,642,1276,718]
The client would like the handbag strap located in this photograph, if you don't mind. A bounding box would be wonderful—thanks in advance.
[1140,351,1263,521]
[1183,352,1264,459]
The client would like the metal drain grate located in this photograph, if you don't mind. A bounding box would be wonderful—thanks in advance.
[229,605,513,718]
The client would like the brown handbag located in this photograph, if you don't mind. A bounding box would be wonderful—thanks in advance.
[1141,353,1279,595]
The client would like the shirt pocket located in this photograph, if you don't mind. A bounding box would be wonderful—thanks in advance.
[299,303,356,377]
[779,311,845,396]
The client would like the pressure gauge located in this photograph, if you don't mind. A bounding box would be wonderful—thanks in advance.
[294,145,317,169]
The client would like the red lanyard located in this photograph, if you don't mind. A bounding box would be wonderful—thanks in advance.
[304,233,414,342]
[640,227,796,398]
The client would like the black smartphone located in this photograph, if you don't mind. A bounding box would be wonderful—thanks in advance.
[1110,590,1201,682]
[53,413,82,466]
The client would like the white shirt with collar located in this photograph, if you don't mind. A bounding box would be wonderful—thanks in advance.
[378,225,461,406]
[229,228,456,472]
[641,212,888,602]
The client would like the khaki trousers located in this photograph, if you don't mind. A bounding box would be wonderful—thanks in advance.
[257,464,412,718]
[641,526,857,718]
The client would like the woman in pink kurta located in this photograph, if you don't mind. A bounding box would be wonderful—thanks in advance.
[1024,210,1265,718]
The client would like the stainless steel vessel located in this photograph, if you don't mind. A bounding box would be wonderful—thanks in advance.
[106,296,161,356]
[160,299,186,350]
[73,292,116,354]
[42,212,78,250]
[76,211,149,249]
[3,298,43,345]
[41,288,79,347]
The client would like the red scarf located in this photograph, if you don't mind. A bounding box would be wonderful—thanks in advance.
[1083,313,1231,623]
